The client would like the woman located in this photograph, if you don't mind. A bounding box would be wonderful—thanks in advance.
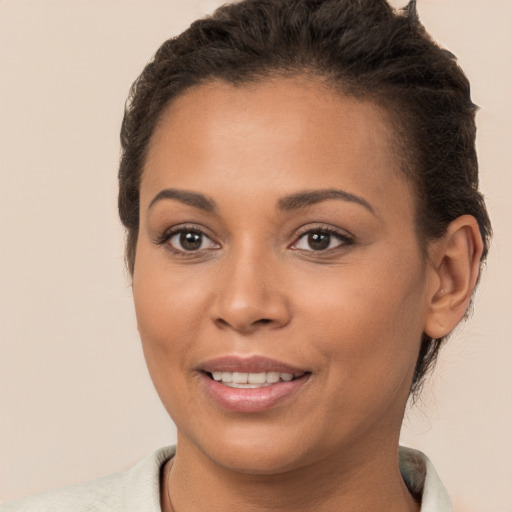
[3,0,491,510]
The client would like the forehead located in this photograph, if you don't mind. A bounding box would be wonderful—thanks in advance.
[142,78,414,219]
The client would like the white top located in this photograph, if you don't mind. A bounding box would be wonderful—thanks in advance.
[1,445,452,511]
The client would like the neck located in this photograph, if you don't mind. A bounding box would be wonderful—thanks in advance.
[162,435,420,512]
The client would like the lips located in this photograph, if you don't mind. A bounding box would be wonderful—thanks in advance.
[199,356,311,413]
[201,355,307,374]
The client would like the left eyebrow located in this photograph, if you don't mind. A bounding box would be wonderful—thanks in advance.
[148,188,217,212]
[277,189,375,215]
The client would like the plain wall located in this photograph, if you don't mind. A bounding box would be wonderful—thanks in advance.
[1,0,511,510]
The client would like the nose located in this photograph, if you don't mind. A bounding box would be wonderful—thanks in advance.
[211,248,291,334]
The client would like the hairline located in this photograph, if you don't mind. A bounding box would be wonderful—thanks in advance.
[132,72,429,267]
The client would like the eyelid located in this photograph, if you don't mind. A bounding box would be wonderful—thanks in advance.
[153,222,353,256]
[153,223,220,251]
[289,223,354,252]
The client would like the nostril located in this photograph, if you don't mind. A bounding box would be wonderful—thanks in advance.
[217,318,272,327]
[251,318,273,327]
[215,317,267,329]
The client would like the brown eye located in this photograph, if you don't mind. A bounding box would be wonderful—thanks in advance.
[307,232,331,250]
[168,229,218,252]
[292,229,352,252]
[180,231,202,251]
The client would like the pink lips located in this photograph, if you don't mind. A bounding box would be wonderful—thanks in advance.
[199,356,311,413]
[201,355,306,374]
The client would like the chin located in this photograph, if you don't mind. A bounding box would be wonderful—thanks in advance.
[179,420,319,475]
[209,444,312,476]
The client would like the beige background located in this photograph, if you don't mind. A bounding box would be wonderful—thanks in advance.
[0,0,510,509]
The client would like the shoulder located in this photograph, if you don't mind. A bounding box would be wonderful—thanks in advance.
[1,446,175,512]
[2,472,127,512]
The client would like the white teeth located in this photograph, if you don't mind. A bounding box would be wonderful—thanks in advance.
[225,383,267,388]
[221,372,232,383]
[232,372,248,384]
[209,371,303,387]
[267,371,280,383]
[248,372,267,384]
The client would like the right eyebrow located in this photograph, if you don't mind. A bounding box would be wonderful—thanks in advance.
[148,188,217,212]
[277,188,376,216]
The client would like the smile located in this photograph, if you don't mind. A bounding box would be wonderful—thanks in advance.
[208,371,305,388]
[199,356,311,413]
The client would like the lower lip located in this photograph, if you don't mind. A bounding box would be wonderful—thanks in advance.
[201,373,310,413]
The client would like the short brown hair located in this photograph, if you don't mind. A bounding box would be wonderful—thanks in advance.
[118,0,491,396]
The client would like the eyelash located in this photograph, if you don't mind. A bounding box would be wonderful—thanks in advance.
[290,225,354,254]
[154,224,219,256]
[154,224,354,256]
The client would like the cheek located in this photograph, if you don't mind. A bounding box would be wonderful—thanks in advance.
[132,249,211,373]
[294,249,427,391]
[132,260,214,421]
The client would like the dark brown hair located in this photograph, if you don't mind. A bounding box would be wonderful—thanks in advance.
[118,0,491,396]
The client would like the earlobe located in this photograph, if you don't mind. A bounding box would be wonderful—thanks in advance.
[424,215,484,339]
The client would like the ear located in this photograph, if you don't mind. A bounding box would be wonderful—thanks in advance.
[424,215,484,339]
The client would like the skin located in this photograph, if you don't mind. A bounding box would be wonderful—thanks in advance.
[132,78,483,511]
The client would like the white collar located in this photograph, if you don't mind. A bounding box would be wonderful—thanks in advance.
[399,446,453,512]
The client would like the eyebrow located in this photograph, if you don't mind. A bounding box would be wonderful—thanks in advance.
[148,189,217,212]
[148,187,375,215]
[278,189,375,214]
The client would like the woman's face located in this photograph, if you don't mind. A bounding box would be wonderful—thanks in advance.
[133,78,436,474]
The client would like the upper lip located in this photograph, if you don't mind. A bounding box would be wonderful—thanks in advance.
[200,355,309,375]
